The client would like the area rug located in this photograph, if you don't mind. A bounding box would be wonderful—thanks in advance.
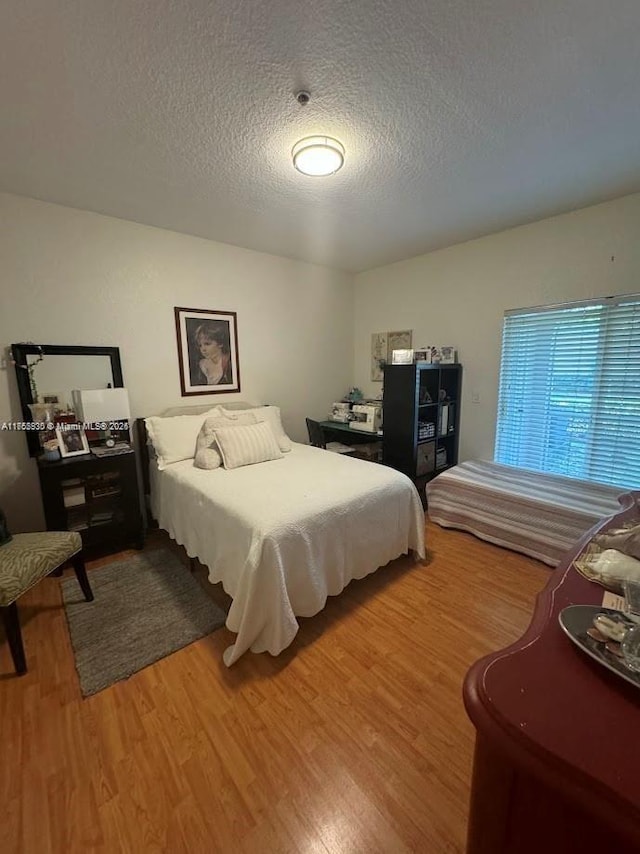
[61,548,227,697]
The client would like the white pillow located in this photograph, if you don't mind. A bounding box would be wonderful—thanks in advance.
[194,447,222,470]
[194,411,259,470]
[145,407,222,470]
[222,405,292,453]
[214,421,284,469]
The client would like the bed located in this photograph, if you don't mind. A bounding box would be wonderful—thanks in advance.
[426,459,623,566]
[140,406,426,666]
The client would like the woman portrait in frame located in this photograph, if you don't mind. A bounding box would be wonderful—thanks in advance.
[174,307,241,396]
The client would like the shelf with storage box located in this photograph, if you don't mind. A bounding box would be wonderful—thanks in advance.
[382,362,462,501]
[37,450,144,553]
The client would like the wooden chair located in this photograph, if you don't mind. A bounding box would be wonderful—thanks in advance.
[305,418,356,455]
[0,531,93,675]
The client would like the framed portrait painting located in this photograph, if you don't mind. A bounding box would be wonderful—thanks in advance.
[174,307,241,396]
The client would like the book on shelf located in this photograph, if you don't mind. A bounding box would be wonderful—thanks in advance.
[63,486,86,508]
[439,405,447,436]
[439,403,455,436]
[89,511,114,525]
[91,486,121,499]
[66,507,88,531]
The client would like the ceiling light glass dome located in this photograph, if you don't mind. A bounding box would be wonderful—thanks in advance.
[292,136,345,177]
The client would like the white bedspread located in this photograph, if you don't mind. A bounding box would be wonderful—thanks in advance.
[151,443,425,665]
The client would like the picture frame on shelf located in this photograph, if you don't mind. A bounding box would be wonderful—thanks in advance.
[391,349,414,365]
[174,306,241,396]
[418,345,456,364]
[387,330,412,363]
[42,393,61,408]
[56,426,90,458]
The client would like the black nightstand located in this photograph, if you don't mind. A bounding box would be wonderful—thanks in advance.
[37,450,144,554]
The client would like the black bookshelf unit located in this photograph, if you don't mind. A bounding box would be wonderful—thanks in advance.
[382,363,462,500]
[37,450,144,554]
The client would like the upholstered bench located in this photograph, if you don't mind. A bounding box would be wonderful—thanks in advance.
[426,460,624,566]
[0,531,93,674]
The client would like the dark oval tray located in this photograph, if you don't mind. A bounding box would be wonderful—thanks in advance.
[558,605,640,690]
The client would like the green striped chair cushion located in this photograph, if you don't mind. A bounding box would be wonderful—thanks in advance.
[0,531,82,606]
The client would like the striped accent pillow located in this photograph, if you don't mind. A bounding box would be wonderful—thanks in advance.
[194,411,259,470]
[213,421,284,469]
[222,405,292,453]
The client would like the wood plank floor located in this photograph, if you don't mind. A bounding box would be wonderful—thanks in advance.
[0,521,549,853]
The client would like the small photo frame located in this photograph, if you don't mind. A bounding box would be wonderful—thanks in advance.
[56,426,90,458]
[42,393,61,407]
[440,346,456,364]
[391,348,414,365]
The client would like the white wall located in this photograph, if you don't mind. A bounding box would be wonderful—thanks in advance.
[354,193,640,463]
[0,193,353,532]
[4,190,639,531]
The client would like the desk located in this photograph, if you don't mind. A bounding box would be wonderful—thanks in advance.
[463,492,640,854]
[319,421,383,460]
[319,420,382,441]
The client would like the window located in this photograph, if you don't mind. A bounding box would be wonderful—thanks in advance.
[494,294,640,489]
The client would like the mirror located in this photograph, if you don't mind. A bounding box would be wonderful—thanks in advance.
[26,353,115,412]
[11,344,124,457]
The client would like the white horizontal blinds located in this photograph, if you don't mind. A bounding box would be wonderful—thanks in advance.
[495,295,640,490]
[587,299,640,486]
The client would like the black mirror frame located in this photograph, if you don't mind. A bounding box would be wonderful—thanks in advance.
[11,343,124,457]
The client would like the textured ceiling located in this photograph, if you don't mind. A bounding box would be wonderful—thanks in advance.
[1,0,639,272]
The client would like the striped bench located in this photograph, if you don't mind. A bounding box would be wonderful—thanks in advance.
[426,460,624,566]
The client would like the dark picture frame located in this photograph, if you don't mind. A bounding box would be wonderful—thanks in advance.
[174,307,241,396]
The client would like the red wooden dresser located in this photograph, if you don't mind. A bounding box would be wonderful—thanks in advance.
[463,492,640,854]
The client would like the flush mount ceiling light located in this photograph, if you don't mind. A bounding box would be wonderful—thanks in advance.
[292,135,345,177]
[291,91,345,177]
